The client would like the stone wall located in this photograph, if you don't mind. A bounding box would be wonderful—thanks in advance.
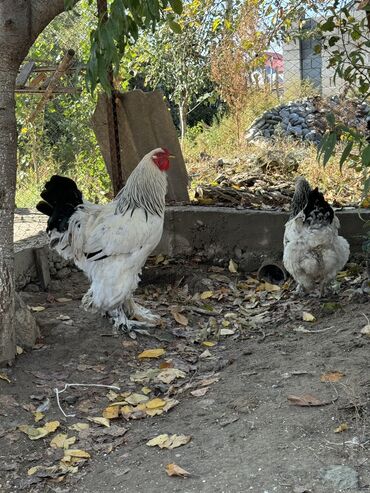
[245,97,369,145]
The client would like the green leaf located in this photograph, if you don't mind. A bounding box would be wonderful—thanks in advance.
[319,132,337,166]
[362,145,370,167]
[339,141,353,171]
[167,19,182,34]
[169,0,183,15]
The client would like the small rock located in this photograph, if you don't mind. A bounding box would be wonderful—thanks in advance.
[320,465,359,490]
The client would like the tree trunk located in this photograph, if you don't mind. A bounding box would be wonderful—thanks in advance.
[0,66,17,364]
[0,0,76,365]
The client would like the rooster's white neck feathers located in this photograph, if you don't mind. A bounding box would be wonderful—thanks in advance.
[115,152,167,217]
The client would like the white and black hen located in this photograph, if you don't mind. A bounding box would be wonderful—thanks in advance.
[283,177,350,296]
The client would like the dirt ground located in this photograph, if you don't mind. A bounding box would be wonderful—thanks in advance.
[1,260,369,493]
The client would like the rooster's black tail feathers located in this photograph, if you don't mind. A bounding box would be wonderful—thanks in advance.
[303,187,334,226]
[36,175,83,232]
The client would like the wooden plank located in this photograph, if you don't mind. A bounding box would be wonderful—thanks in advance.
[16,61,35,88]
[16,87,80,94]
[92,90,189,203]
[33,247,50,291]
[28,49,75,122]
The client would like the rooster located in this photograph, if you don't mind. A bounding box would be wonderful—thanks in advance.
[36,148,172,334]
[283,177,350,296]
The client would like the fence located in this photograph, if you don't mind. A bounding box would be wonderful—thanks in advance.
[16,8,340,209]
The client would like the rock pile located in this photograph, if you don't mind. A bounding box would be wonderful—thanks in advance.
[245,96,370,144]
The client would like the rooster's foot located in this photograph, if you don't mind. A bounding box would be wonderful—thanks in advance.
[125,299,161,325]
[109,308,156,338]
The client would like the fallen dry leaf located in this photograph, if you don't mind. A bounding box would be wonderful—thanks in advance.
[125,393,149,405]
[302,311,316,322]
[141,386,151,395]
[190,387,209,397]
[147,434,191,449]
[102,406,120,419]
[50,433,76,449]
[64,449,90,459]
[69,423,89,432]
[334,423,349,433]
[200,291,214,300]
[220,328,235,336]
[166,463,191,477]
[287,394,331,407]
[171,311,188,326]
[18,420,60,440]
[202,341,217,347]
[87,417,110,428]
[29,306,46,312]
[228,259,238,273]
[0,373,11,383]
[360,322,370,336]
[138,348,166,359]
[145,398,166,410]
[16,346,24,355]
[56,297,72,303]
[33,412,44,423]
[157,368,186,384]
[320,371,345,382]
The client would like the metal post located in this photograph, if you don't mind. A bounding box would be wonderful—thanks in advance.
[97,0,124,196]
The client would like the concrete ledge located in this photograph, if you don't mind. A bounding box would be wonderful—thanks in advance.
[155,207,369,270]
[14,207,370,286]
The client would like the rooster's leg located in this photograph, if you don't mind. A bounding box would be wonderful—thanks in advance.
[125,299,160,325]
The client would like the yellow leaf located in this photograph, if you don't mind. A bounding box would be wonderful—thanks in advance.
[263,282,281,292]
[200,290,213,299]
[171,311,188,326]
[320,371,345,382]
[146,434,170,447]
[87,417,110,427]
[147,434,191,449]
[141,386,152,395]
[228,259,238,273]
[33,412,44,423]
[102,406,120,419]
[125,393,149,405]
[138,348,166,359]
[69,423,89,432]
[145,408,163,417]
[16,346,24,355]
[334,423,348,433]
[56,298,72,303]
[0,373,11,383]
[166,463,191,477]
[145,398,166,409]
[27,466,41,476]
[50,433,75,449]
[120,405,134,416]
[202,341,217,347]
[19,420,60,440]
[44,421,60,433]
[64,449,90,459]
[302,311,316,322]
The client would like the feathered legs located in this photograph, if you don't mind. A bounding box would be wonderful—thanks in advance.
[124,298,161,325]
